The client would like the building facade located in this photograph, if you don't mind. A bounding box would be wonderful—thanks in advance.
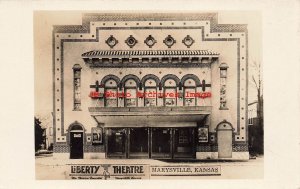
[52,13,249,160]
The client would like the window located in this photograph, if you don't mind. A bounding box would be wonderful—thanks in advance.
[248,110,253,125]
[144,79,157,107]
[183,78,196,106]
[104,79,118,107]
[219,63,228,109]
[164,79,177,106]
[72,64,82,110]
[124,79,137,107]
[178,129,189,144]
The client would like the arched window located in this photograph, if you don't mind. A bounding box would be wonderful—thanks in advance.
[73,64,82,111]
[164,79,177,106]
[183,78,196,106]
[144,79,157,106]
[104,79,118,107]
[124,79,137,107]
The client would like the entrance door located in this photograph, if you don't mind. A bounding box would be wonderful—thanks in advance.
[151,128,172,159]
[70,132,83,159]
[129,128,149,158]
[107,128,127,158]
[173,128,195,159]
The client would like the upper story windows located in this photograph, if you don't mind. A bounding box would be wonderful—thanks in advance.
[164,79,177,107]
[73,64,82,111]
[124,79,138,107]
[144,78,157,107]
[90,73,210,108]
[183,79,196,106]
[104,79,118,107]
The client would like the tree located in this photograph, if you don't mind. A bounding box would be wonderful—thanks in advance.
[35,113,53,150]
[35,117,46,152]
[249,60,264,155]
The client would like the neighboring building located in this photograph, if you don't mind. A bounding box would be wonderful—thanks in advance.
[248,101,258,127]
[46,126,54,150]
[248,101,263,154]
[52,13,249,160]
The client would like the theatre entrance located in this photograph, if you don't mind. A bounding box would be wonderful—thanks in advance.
[129,128,149,158]
[173,128,195,159]
[107,128,127,158]
[106,127,195,159]
[151,128,172,159]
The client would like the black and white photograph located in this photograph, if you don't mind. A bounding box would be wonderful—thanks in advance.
[34,11,264,179]
[0,1,299,188]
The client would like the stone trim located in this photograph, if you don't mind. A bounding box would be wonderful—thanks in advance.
[161,74,181,87]
[141,74,160,87]
[181,74,201,87]
[100,74,121,86]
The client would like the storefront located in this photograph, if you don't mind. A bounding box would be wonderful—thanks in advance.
[105,127,195,159]
[52,13,249,160]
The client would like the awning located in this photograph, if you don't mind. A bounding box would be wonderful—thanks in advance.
[89,106,211,127]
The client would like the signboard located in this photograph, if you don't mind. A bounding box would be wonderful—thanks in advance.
[92,127,103,144]
[66,164,221,179]
[198,127,209,143]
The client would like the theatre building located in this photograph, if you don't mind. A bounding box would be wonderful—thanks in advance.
[52,13,249,160]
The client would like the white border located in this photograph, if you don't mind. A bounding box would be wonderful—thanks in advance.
[0,0,299,189]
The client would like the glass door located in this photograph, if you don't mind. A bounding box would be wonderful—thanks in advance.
[173,128,195,158]
[107,128,127,158]
[151,128,172,159]
[129,128,149,158]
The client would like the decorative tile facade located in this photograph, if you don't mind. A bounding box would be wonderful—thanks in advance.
[52,13,248,159]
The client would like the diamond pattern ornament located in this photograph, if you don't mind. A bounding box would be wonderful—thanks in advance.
[163,35,176,48]
[182,35,195,48]
[105,35,118,48]
[125,35,138,48]
[144,35,157,48]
